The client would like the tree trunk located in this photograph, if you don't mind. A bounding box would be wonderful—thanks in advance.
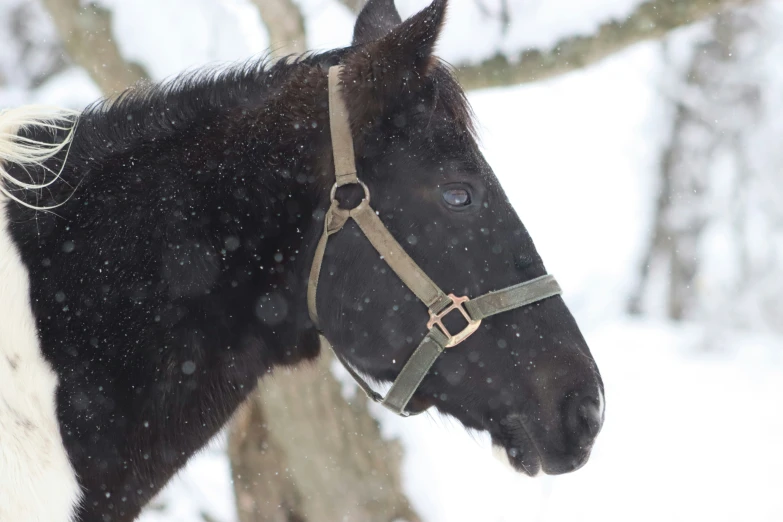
[250,0,307,56]
[230,341,419,522]
[629,10,764,322]
[229,398,306,522]
[39,0,150,94]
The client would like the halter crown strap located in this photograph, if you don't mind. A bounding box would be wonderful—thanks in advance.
[328,67,359,187]
[309,66,563,417]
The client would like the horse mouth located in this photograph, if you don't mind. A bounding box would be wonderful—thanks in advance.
[492,414,542,476]
[499,440,542,477]
[492,412,595,476]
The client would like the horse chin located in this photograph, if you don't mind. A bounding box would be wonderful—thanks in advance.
[501,443,542,477]
[490,421,542,477]
[492,426,594,477]
[490,412,594,477]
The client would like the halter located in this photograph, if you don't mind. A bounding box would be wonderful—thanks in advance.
[308,66,563,417]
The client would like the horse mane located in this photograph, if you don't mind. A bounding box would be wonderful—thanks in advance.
[72,51,474,160]
[70,51,343,168]
[2,50,474,210]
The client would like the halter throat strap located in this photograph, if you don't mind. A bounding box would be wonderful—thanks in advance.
[308,66,562,417]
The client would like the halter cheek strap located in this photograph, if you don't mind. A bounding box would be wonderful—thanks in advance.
[308,66,563,417]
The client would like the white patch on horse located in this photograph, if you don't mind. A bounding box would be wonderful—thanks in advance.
[0,109,82,521]
[0,105,79,211]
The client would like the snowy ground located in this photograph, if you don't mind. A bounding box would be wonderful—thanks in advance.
[137,41,783,522]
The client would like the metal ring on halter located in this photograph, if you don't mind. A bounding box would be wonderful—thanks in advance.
[426,294,482,348]
[330,180,370,205]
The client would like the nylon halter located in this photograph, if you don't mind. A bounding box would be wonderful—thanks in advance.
[308,66,563,417]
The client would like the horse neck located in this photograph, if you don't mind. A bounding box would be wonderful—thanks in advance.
[195,102,330,365]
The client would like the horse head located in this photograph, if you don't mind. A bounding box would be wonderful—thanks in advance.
[312,0,605,476]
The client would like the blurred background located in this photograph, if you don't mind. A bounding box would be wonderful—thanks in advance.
[2,0,782,521]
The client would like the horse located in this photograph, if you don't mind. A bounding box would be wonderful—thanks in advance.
[0,0,604,520]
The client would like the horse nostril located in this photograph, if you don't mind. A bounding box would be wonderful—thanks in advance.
[565,394,603,446]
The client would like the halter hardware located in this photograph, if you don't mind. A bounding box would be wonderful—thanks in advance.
[330,180,370,203]
[308,66,563,417]
[427,295,481,348]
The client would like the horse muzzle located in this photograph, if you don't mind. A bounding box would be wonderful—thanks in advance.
[493,385,605,476]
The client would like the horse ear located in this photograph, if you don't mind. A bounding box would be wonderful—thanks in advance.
[352,0,403,45]
[342,0,448,127]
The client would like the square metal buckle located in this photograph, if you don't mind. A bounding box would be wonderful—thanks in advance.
[426,294,482,348]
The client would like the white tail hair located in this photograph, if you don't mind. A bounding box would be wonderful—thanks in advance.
[0,105,80,210]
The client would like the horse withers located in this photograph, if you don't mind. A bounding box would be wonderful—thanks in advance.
[0,0,604,520]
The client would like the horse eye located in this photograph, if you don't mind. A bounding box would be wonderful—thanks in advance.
[442,188,471,207]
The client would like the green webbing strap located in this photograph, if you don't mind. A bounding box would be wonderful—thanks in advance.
[382,328,449,415]
[380,276,561,416]
[328,327,449,416]
[464,275,561,321]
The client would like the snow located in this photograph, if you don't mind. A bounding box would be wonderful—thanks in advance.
[469,42,668,320]
[3,1,782,521]
[95,0,269,80]
[29,68,101,108]
[138,436,237,522]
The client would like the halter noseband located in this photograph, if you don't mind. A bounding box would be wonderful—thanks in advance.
[308,66,563,417]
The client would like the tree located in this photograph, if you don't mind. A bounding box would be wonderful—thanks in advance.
[630,4,783,335]
[230,353,418,522]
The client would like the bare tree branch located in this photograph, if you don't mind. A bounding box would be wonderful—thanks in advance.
[250,0,307,57]
[39,0,149,94]
[455,0,756,90]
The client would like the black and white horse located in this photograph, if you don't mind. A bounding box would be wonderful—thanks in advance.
[0,1,604,520]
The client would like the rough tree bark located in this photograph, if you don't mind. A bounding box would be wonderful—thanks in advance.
[231,347,419,522]
[229,398,305,522]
